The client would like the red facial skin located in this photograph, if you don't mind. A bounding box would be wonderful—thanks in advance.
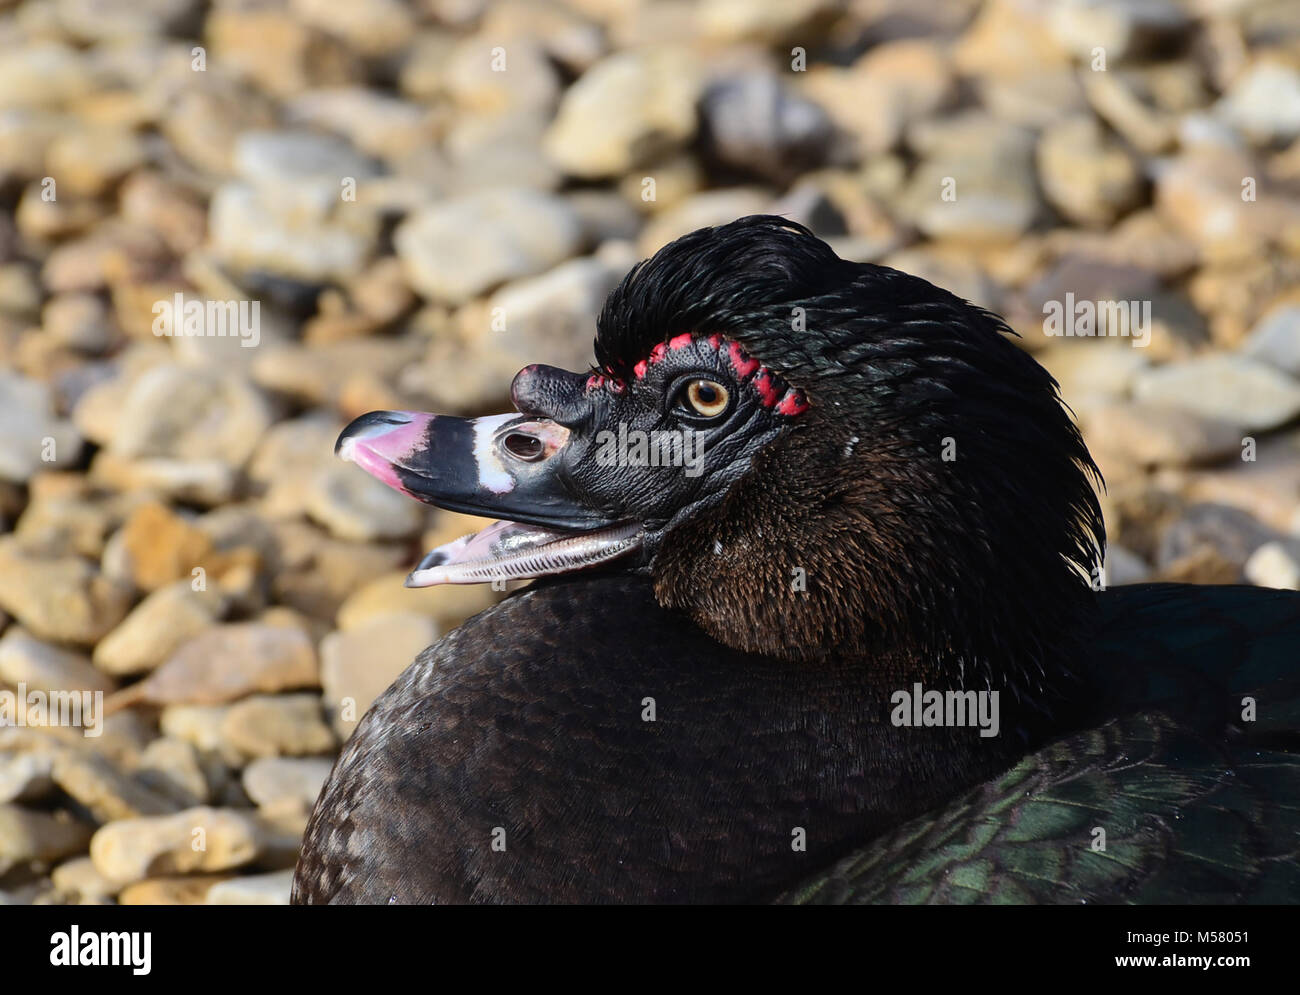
[586,334,809,417]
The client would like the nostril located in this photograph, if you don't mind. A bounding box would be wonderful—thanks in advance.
[502,432,544,461]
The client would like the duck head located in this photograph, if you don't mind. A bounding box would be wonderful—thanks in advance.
[337,216,1105,694]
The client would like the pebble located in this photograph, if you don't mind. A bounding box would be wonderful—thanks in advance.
[50,751,178,823]
[1241,306,1300,377]
[242,756,333,812]
[1082,402,1243,467]
[443,34,561,118]
[1182,434,1300,536]
[395,189,583,303]
[1214,60,1300,145]
[209,164,381,282]
[0,43,96,110]
[1047,0,1191,63]
[114,500,261,594]
[544,48,700,178]
[107,623,318,711]
[1244,541,1300,591]
[1155,149,1300,259]
[250,337,421,409]
[1103,544,1152,586]
[1156,503,1281,576]
[0,752,54,804]
[54,0,201,41]
[335,564,499,634]
[206,868,295,905]
[50,855,119,901]
[158,704,236,760]
[270,520,409,621]
[1037,116,1144,226]
[320,614,437,735]
[0,804,93,866]
[44,125,147,197]
[898,116,1041,242]
[287,87,435,160]
[89,806,263,883]
[206,8,362,98]
[1133,356,1300,433]
[953,0,1071,80]
[1041,345,1150,404]
[119,172,207,255]
[306,462,425,542]
[43,293,116,354]
[93,581,225,676]
[0,627,115,696]
[219,694,336,759]
[1083,71,1177,155]
[0,261,42,316]
[0,371,83,484]
[288,0,416,57]
[443,109,562,193]
[108,365,272,471]
[638,188,772,256]
[803,40,954,157]
[246,413,342,519]
[117,874,230,905]
[135,737,212,809]
[0,538,132,646]
[481,253,629,378]
[700,70,833,184]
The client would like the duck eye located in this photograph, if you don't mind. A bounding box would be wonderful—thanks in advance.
[680,379,730,418]
[502,432,544,461]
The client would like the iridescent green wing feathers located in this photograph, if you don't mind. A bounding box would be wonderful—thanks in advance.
[783,585,1300,904]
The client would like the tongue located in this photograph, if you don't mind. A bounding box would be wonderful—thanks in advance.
[405,520,642,587]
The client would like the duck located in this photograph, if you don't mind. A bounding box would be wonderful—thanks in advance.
[292,216,1300,905]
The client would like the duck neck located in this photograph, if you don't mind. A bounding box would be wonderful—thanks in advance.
[651,418,1097,715]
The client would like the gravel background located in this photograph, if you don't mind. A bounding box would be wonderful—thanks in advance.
[1,0,1299,904]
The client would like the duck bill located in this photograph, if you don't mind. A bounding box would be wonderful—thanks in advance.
[335,410,641,587]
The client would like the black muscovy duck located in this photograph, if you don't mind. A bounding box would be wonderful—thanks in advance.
[293,216,1300,905]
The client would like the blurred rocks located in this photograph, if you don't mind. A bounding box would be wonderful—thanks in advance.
[105,622,318,711]
[0,539,132,645]
[700,71,834,184]
[899,115,1042,242]
[1037,117,1144,226]
[0,372,82,483]
[0,626,116,694]
[1,0,1299,905]
[306,462,425,541]
[1133,355,1300,432]
[1083,402,1242,467]
[206,868,295,904]
[395,189,583,303]
[218,693,336,759]
[89,806,263,883]
[320,613,437,735]
[93,582,225,676]
[1242,305,1300,376]
[0,804,93,867]
[544,48,700,178]
[241,756,332,813]
[1245,541,1300,590]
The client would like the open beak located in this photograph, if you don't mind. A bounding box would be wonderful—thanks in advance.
[335,410,642,587]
